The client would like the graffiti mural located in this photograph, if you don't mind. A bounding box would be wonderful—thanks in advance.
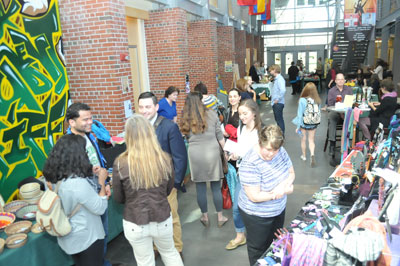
[0,0,69,202]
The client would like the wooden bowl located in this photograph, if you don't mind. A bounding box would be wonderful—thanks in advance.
[4,221,32,236]
[5,233,28,249]
[0,212,16,230]
[0,238,4,254]
[3,200,29,213]
[16,205,37,220]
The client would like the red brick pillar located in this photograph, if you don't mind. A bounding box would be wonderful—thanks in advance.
[217,26,235,92]
[145,8,189,118]
[188,20,219,95]
[59,0,132,135]
[234,30,246,79]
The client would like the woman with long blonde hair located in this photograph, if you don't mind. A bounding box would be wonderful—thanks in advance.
[180,92,228,227]
[292,82,321,167]
[112,114,183,266]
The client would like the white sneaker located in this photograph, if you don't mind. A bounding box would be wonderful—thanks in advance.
[300,155,306,161]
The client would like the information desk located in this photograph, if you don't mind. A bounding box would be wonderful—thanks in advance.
[0,193,124,266]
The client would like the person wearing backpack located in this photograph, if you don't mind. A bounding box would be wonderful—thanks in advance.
[292,82,321,167]
[42,134,108,266]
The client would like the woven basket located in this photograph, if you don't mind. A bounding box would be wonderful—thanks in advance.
[3,200,29,213]
[0,212,16,230]
[31,223,44,234]
[6,233,28,249]
[16,204,38,220]
[4,221,32,236]
[0,238,4,254]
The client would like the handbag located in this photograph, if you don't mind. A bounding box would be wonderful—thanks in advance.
[222,178,232,209]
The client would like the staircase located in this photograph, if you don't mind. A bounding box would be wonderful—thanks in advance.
[330,22,369,76]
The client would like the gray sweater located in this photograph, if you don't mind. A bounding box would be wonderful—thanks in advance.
[57,176,108,254]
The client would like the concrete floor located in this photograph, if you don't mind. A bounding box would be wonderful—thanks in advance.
[106,87,336,266]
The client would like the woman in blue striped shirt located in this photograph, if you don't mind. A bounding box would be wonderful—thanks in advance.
[238,125,295,265]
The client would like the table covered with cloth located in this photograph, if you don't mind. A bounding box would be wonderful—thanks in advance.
[0,192,123,266]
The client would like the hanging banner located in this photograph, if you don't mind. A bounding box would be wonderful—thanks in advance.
[344,0,377,41]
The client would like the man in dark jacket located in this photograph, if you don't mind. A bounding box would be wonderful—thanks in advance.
[288,61,299,95]
[249,62,260,83]
[138,91,187,258]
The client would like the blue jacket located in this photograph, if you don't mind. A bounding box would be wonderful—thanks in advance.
[154,115,188,192]
[66,128,107,168]
[292,97,319,130]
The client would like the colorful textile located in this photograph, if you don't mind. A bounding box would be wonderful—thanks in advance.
[289,233,327,266]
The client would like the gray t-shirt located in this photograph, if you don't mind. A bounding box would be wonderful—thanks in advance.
[57,176,108,254]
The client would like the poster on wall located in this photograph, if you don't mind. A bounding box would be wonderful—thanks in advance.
[344,0,377,41]
[225,61,233,72]
[0,0,69,202]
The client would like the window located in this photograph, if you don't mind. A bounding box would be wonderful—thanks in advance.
[274,53,281,68]
[308,51,317,73]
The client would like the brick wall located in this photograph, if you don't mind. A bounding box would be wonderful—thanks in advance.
[59,0,132,135]
[217,26,235,91]
[234,30,246,79]
[188,20,219,95]
[145,8,189,119]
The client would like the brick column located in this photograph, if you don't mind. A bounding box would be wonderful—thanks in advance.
[234,30,246,79]
[144,8,189,119]
[59,0,132,135]
[217,26,235,91]
[188,20,219,95]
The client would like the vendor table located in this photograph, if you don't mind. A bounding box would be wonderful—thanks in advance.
[252,83,271,105]
[256,150,399,266]
[0,192,123,266]
[301,76,321,93]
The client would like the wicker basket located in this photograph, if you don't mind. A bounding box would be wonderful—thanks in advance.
[3,200,29,214]
[4,221,32,236]
[5,233,28,249]
[15,204,38,220]
[31,223,44,234]
[0,212,16,230]
[0,238,4,254]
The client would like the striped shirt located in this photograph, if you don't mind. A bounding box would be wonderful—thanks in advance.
[238,146,292,218]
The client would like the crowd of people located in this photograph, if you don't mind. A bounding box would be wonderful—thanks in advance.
[40,58,398,266]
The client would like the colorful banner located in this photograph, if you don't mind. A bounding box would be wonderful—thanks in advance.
[248,0,265,15]
[261,0,271,24]
[344,0,377,41]
[0,0,69,202]
[237,0,257,6]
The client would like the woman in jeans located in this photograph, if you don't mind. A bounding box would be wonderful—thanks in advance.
[42,134,108,266]
[238,125,295,265]
[112,114,183,266]
[292,82,321,167]
[180,92,227,227]
[226,99,261,250]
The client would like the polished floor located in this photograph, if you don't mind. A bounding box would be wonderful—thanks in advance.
[106,86,336,266]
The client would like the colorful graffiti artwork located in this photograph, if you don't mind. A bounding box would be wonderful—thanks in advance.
[0,0,69,202]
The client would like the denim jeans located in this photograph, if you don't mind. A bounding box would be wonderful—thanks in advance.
[272,103,285,134]
[233,182,245,233]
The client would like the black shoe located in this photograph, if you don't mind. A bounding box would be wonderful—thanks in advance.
[329,145,335,156]
[329,157,337,167]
